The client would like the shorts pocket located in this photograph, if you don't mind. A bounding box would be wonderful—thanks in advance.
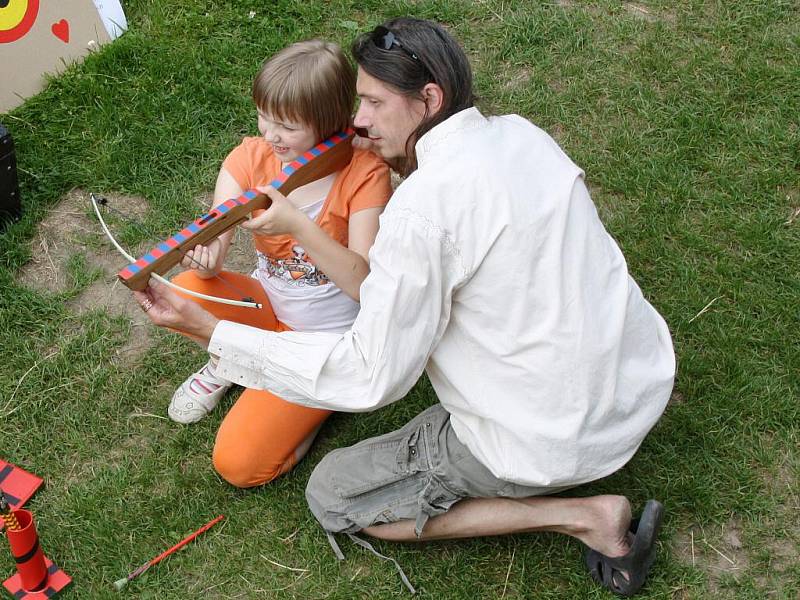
[395,428,431,475]
[421,477,461,514]
[331,423,432,500]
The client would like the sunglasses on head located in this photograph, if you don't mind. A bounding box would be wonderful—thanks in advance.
[371,26,421,62]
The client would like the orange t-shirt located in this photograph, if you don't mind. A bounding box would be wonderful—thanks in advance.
[222,137,392,261]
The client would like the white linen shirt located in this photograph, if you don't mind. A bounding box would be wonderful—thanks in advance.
[210,107,676,487]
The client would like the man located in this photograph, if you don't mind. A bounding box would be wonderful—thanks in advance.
[136,17,675,596]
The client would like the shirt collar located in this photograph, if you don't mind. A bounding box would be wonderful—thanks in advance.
[415,107,487,165]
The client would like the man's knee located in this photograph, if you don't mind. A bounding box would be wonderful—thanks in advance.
[305,450,340,520]
[305,448,367,533]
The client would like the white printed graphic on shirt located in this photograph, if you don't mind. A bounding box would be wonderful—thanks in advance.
[258,245,329,287]
[251,195,359,332]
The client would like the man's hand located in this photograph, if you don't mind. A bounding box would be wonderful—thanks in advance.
[241,186,306,237]
[133,278,220,346]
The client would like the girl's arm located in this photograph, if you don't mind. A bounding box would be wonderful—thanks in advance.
[180,168,243,278]
[241,189,384,301]
[293,205,384,301]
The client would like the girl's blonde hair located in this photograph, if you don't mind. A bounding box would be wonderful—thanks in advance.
[252,40,355,140]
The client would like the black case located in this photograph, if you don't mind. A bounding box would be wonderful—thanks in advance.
[0,123,21,229]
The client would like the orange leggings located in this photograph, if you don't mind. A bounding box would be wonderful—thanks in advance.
[172,270,331,488]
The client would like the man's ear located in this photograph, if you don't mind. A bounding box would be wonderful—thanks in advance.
[421,83,445,116]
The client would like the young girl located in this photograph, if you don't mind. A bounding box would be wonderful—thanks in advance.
[168,40,392,488]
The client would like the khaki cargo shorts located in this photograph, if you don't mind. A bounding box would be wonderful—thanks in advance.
[306,404,568,538]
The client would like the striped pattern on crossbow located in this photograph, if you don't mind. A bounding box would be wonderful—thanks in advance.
[117,129,354,291]
[116,192,255,282]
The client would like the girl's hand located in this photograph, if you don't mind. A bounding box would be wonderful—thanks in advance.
[181,238,224,278]
[242,186,306,237]
[351,128,377,153]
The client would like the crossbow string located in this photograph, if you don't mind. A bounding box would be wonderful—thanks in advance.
[91,193,263,308]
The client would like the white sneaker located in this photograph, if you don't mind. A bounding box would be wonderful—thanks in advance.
[168,361,233,424]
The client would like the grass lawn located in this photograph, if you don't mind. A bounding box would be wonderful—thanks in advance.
[1,0,798,598]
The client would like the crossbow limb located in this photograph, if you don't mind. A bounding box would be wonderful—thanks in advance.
[91,193,262,309]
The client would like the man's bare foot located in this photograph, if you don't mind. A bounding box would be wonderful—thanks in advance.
[568,494,632,558]
[583,499,665,596]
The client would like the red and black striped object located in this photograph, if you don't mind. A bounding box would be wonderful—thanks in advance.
[2,557,72,599]
[0,460,42,532]
[2,509,71,598]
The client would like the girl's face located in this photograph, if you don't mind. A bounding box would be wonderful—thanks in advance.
[257,111,318,164]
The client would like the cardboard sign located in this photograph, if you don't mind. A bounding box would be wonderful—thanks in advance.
[0,0,111,112]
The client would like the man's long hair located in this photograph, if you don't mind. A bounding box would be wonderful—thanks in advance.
[352,18,475,175]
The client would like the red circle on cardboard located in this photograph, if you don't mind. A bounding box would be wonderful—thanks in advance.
[0,0,40,44]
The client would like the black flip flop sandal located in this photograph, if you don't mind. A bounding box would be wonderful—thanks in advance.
[584,499,665,597]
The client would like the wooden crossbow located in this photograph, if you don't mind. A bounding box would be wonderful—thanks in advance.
[94,129,356,308]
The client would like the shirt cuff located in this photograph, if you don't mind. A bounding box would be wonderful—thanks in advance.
[208,320,276,389]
